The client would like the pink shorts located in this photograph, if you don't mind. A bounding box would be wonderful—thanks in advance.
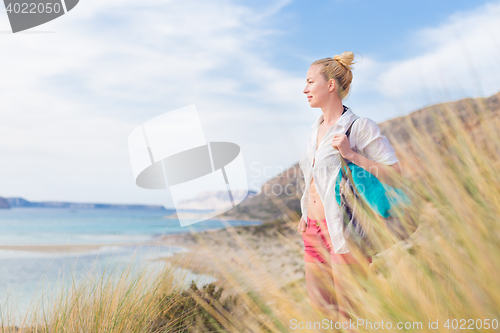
[303,217,372,265]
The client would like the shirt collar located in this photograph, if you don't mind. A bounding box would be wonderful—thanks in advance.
[310,106,355,133]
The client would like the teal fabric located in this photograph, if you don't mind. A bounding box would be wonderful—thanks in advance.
[335,162,412,218]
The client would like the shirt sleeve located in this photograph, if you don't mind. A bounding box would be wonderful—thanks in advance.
[353,117,399,165]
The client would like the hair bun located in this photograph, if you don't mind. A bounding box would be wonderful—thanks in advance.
[333,51,355,70]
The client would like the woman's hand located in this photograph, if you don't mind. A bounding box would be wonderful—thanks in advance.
[297,215,307,235]
[332,134,354,159]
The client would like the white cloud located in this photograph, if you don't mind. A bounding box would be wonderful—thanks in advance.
[350,2,500,121]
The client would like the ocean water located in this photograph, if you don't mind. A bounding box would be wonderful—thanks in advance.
[0,208,262,325]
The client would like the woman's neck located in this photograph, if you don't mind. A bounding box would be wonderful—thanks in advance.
[321,99,345,125]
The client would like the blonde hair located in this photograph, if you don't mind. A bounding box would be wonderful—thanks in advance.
[311,51,355,99]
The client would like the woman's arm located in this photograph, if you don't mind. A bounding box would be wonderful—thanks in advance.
[344,151,402,188]
[332,119,403,188]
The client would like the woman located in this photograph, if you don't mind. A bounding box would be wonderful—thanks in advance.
[297,51,403,322]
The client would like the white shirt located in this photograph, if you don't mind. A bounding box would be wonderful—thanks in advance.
[299,107,399,254]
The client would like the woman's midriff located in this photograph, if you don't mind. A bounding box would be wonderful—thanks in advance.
[307,176,326,221]
[305,175,373,265]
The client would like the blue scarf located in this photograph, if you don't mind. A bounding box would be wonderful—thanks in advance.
[334,162,412,218]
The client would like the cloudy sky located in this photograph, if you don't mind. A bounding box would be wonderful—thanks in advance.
[0,0,499,208]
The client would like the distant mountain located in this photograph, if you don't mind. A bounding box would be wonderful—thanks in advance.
[0,197,10,209]
[5,197,166,210]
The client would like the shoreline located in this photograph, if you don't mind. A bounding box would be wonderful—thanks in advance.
[0,240,193,254]
[0,221,307,290]
[0,227,222,254]
[0,244,114,253]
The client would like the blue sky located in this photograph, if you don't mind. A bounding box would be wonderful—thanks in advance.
[255,0,487,66]
[0,0,499,207]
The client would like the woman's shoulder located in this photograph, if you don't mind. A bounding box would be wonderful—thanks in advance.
[353,116,377,127]
[352,116,380,135]
[351,116,384,149]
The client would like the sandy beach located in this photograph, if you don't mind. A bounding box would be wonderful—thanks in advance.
[0,244,109,253]
[156,221,307,289]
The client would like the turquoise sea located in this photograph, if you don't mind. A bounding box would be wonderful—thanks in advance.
[0,208,262,325]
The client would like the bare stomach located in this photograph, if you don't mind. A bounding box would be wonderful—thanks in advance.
[307,176,326,221]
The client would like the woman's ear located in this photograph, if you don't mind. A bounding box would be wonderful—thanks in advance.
[328,79,336,92]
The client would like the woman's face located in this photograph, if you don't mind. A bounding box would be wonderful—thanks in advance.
[303,64,334,108]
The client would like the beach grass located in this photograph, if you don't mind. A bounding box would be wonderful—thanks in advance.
[2,94,500,332]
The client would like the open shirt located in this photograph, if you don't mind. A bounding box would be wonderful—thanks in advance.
[299,106,399,254]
